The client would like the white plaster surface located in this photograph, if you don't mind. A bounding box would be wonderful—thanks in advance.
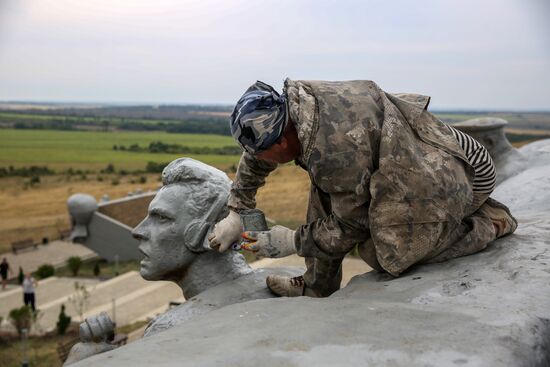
[74,140,550,367]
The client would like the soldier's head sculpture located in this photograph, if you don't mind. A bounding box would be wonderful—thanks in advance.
[131,158,250,295]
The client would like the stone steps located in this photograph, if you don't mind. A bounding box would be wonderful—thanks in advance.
[83,281,182,327]
[0,271,184,333]
[37,271,148,329]
[0,276,100,320]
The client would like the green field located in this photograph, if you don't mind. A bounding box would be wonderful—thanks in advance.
[0,129,241,171]
[0,112,181,125]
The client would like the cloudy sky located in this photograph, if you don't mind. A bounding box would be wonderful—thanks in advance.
[0,0,548,110]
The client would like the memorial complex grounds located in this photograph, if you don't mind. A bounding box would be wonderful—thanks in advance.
[1,109,550,254]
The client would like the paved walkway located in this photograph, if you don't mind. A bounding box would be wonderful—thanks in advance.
[0,271,181,333]
[0,240,96,280]
[0,252,371,336]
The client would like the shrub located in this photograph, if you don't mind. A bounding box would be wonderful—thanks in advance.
[139,175,147,184]
[36,264,55,279]
[56,304,71,335]
[93,262,101,277]
[67,256,82,276]
[96,176,104,182]
[29,175,40,185]
[145,161,168,173]
[104,163,115,174]
[9,306,32,336]
[111,178,120,186]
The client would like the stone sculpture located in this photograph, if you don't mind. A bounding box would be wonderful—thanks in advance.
[72,132,550,366]
[67,193,99,241]
[453,117,528,184]
[65,158,302,365]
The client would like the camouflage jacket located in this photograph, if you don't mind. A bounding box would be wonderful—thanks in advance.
[229,79,476,276]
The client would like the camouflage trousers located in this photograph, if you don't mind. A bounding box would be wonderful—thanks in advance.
[297,185,497,297]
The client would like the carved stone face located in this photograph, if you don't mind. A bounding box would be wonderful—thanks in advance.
[132,185,198,281]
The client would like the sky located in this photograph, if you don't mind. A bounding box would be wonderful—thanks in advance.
[0,0,549,110]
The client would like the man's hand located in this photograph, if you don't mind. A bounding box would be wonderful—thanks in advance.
[240,225,296,258]
[208,211,242,252]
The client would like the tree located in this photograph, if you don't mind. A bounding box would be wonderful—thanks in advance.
[93,262,101,277]
[69,282,91,321]
[56,304,71,335]
[67,256,82,276]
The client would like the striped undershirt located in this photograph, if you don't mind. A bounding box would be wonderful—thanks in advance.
[447,125,496,196]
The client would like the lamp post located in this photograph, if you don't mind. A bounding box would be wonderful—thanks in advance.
[21,328,29,367]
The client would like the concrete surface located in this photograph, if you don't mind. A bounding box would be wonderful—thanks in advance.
[0,276,99,325]
[73,140,550,367]
[0,240,96,281]
[0,271,181,333]
[83,211,141,262]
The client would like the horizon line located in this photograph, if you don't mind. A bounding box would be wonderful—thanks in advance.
[1,100,549,113]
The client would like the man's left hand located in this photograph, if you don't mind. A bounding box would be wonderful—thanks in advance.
[241,225,297,258]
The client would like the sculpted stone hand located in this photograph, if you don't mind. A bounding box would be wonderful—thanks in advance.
[208,210,242,252]
[241,225,296,258]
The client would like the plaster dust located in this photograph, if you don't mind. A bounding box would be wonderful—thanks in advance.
[73,140,550,367]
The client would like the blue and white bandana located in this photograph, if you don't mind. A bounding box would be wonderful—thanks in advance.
[230,81,287,154]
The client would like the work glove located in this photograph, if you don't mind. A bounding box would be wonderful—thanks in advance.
[240,225,297,258]
[208,210,242,252]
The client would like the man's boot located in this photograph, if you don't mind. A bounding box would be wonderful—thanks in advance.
[266,275,320,297]
[479,197,518,239]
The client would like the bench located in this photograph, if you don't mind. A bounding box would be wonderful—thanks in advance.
[58,229,72,241]
[11,238,37,254]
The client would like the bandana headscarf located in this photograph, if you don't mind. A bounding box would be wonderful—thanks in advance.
[230,81,287,154]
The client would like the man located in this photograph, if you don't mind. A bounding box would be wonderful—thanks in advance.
[22,272,38,311]
[209,79,517,298]
[1,257,13,290]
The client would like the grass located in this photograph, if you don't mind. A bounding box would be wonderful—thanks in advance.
[0,331,77,367]
[0,112,182,125]
[0,129,240,171]
[0,165,310,254]
[54,259,141,278]
[1,123,548,254]
[0,173,164,253]
[0,319,149,367]
[117,320,149,335]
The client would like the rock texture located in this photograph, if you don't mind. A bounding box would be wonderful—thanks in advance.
[143,267,303,337]
[74,140,550,367]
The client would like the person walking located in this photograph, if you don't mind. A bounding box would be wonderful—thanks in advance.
[22,272,38,311]
[1,257,13,290]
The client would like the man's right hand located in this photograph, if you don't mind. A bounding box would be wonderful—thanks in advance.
[208,210,242,252]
